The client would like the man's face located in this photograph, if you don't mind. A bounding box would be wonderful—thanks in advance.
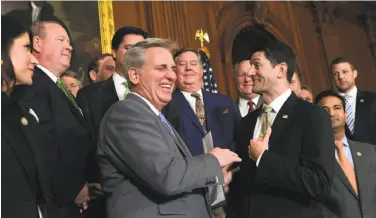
[175,51,203,92]
[331,62,357,93]
[97,56,115,81]
[249,51,283,94]
[61,75,80,97]
[131,47,176,110]
[112,34,144,70]
[300,89,313,103]
[236,60,254,98]
[318,96,346,131]
[36,23,72,74]
[289,73,301,96]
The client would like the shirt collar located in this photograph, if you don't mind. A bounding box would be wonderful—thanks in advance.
[112,72,127,85]
[339,86,357,98]
[265,88,292,114]
[341,136,350,148]
[37,65,58,83]
[239,95,260,107]
[129,92,160,116]
[181,89,203,99]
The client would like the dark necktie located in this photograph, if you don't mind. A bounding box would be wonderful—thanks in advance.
[248,101,255,113]
[56,78,79,109]
[191,93,206,131]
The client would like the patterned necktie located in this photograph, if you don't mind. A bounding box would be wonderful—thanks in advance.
[335,141,358,195]
[159,113,175,137]
[191,93,206,131]
[259,105,273,138]
[344,95,355,134]
[248,101,255,113]
[56,78,79,109]
[122,81,131,98]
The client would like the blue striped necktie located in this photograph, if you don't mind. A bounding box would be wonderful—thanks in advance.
[344,95,355,134]
[159,113,175,137]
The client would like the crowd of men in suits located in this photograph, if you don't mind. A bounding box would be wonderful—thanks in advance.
[3,17,376,218]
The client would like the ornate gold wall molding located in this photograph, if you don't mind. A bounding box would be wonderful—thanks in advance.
[98,0,115,54]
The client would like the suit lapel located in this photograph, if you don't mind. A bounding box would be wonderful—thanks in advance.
[335,161,358,198]
[202,90,214,132]
[269,93,298,148]
[176,90,206,135]
[101,77,119,115]
[354,91,366,137]
[350,140,368,201]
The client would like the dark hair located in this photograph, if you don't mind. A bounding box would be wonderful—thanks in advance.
[111,26,148,51]
[1,16,31,93]
[254,40,296,82]
[330,56,356,72]
[314,90,346,112]
[173,48,203,65]
[87,53,114,83]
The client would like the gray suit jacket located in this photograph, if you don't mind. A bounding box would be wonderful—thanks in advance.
[323,140,376,218]
[97,93,224,218]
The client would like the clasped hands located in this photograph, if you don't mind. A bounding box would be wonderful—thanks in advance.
[248,128,272,162]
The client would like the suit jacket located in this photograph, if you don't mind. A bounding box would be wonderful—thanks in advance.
[323,140,376,218]
[162,89,241,156]
[346,90,376,145]
[229,93,335,218]
[97,93,224,218]
[15,67,92,207]
[1,92,54,218]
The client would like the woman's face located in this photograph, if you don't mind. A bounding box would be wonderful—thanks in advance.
[9,32,38,85]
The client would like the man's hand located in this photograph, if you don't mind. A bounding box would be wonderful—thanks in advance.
[210,148,242,167]
[248,128,272,161]
[222,165,240,193]
[74,184,90,208]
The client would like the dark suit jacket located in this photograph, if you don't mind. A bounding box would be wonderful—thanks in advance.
[15,67,92,207]
[229,93,335,218]
[323,140,376,218]
[76,76,119,146]
[162,89,241,156]
[346,90,376,145]
[1,92,54,218]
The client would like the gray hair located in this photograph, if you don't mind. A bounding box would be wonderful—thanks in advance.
[123,38,177,83]
[31,21,62,39]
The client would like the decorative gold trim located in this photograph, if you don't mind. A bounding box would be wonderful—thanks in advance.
[98,0,115,54]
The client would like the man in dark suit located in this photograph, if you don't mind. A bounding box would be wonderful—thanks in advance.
[234,59,263,117]
[17,21,92,218]
[229,40,335,218]
[315,90,376,218]
[330,56,376,145]
[97,38,241,218]
[76,26,147,143]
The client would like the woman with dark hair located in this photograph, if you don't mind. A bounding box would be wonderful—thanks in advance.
[1,15,54,218]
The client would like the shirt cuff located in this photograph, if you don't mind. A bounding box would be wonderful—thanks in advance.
[256,150,266,167]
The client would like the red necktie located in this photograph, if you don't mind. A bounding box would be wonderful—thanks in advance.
[248,101,255,113]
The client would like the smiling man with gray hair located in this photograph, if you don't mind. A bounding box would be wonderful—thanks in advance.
[97,38,241,218]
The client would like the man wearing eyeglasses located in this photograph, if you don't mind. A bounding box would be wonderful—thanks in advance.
[234,59,263,117]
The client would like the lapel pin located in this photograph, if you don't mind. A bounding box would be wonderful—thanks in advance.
[360,99,364,103]
[356,152,362,157]
[223,109,228,114]
[282,115,288,119]
[21,117,28,126]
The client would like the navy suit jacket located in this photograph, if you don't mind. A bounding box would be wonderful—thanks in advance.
[162,89,241,156]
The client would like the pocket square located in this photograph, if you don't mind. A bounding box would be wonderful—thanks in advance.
[223,109,229,114]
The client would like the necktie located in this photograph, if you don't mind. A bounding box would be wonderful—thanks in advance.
[159,113,175,137]
[344,95,355,134]
[248,101,255,113]
[335,141,358,195]
[191,93,206,131]
[259,105,273,138]
[122,81,131,98]
[56,78,79,109]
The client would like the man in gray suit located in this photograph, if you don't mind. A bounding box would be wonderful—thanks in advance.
[315,90,376,218]
[97,38,242,218]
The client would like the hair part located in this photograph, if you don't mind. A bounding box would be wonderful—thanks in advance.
[314,89,346,112]
[123,38,177,84]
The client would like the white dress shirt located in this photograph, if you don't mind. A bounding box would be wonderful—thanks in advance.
[238,95,260,117]
[254,89,292,166]
[181,89,203,114]
[112,72,128,100]
[339,86,357,123]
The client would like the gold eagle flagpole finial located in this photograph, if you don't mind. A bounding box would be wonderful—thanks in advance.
[195,28,211,58]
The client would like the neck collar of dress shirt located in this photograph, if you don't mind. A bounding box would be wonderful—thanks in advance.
[181,89,203,99]
[112,72,127,84]
[341,136,350,148]
[129,92,160,116]
[37,65,58,83]
[263,88,292,114]
[31,1,39,10]
[239,95,260,107]
[339,86,357,98]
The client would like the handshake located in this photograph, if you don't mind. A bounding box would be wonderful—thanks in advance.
[210,148,241,192]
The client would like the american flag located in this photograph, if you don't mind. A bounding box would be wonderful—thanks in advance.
[199,50,218,94]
